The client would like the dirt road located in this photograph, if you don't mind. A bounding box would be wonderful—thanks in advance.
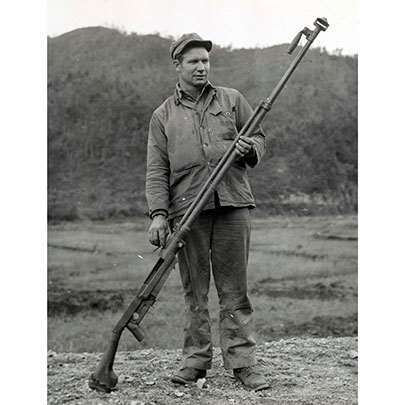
[48,336,357,405]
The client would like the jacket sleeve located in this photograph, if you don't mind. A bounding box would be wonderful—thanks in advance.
[235,91,266,168]
[145,112,170,217]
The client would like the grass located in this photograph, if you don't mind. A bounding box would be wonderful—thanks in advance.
[48,215,357,353]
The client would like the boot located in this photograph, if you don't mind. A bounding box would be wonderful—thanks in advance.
[233,366,269,391]
[171,367,207,385]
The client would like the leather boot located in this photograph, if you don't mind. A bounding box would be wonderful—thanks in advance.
[171,367,207,385]
[233,366,269,391]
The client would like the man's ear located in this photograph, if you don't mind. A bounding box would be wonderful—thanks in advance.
[173,59,181,72]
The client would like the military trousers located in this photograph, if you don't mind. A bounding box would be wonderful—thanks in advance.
[172,206,256,370]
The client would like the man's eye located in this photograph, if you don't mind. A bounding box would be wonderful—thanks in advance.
[188,59,209,64]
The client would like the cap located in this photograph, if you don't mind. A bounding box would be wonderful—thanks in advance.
[170,33,212,60]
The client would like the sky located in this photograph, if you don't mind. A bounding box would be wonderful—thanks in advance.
[48,0,358,55]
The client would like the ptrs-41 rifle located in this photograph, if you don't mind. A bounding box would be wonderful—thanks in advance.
[89,17,329,393]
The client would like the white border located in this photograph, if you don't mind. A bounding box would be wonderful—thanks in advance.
[359,1,405,404]
[1,2,47,403]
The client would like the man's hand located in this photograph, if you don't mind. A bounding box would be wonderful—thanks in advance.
[148,215,169,248]
[235,136,254,158]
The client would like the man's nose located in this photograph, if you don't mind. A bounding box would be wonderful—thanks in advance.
[196,61,205,71]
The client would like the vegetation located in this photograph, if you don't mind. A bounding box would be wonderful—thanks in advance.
[48,216,357,353]
[48,27,357,220]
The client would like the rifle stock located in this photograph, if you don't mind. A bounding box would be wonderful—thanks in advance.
[88,17,329,393]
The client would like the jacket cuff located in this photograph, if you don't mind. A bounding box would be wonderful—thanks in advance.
[150,209,169,219]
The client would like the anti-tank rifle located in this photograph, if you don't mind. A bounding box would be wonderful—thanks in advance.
[89,17,329,393]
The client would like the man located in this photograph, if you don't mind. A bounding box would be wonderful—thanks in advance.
[145,33,268,391]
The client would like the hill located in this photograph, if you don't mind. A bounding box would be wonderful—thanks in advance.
[48,27,357,220]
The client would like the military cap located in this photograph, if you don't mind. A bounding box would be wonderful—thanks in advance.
[170,33,212,60]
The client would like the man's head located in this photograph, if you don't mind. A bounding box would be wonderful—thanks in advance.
[170,33,212,91]
[170,33,212,61]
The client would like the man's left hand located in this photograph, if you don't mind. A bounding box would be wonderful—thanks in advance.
[235,136,254,158]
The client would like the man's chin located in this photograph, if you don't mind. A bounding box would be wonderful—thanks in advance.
[193,79,208,87]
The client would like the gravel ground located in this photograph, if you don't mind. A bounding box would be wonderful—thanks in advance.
[48,337,357,405]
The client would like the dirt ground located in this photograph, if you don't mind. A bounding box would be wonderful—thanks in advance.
[48,336,357,405]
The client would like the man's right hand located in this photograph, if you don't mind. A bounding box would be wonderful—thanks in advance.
[148,215,169,248]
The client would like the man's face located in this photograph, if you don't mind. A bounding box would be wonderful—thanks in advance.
[174,47,210,89]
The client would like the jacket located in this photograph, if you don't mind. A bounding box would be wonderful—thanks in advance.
[145,82,266,219]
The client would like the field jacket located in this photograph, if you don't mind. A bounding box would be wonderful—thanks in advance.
[146,82,266,219]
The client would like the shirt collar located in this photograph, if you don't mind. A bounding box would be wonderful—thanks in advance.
[174,81,216,105]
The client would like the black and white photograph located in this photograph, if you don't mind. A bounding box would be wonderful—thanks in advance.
[46,0,360,403]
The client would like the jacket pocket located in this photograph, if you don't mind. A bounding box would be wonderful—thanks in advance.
[208,108,238,141]
[169,164,203,206]
[170,164,198,187]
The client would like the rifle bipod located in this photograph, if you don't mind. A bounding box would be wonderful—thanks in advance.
[88,17,329,393]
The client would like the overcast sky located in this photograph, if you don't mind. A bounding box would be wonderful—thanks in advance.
[48,0,358,55]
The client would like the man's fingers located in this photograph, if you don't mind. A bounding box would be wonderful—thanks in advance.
[149,226,169,247]
[158,228,167,248]
[235,145,245,156]
[149,229,159,246]
[239,136,253,146]
[235,140,251,156]
[148,217,169,247]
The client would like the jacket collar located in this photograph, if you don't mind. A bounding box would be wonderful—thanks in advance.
[174,81,216,105]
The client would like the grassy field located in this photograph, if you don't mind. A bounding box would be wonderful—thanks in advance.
[48,215,357,353]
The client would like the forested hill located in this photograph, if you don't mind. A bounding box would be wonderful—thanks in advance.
[48,27,357,220]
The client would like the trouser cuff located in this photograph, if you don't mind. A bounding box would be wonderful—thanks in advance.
[223,357,256,370]
[183,358,212,370]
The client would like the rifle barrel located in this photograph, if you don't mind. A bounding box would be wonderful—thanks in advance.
[179,18,328,230]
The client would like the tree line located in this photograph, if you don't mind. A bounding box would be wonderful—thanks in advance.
[48,27,357,220]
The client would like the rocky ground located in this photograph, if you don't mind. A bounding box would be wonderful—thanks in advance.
[48,337,357,405]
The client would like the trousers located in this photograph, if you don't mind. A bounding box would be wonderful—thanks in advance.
[172,206,256,370]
